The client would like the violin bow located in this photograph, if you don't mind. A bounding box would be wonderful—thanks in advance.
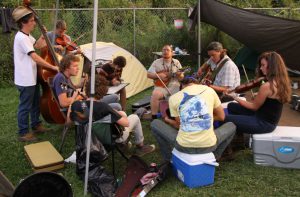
[154,71,172,95]
[242,64,254,98]
[64,31,89,49]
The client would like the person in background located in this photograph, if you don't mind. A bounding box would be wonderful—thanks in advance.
[147,45,183,119]
[96,62,122,111]
[224,51,291,134]
[47,20,82,55]
[112,56,127,111]
[12,6,58,142]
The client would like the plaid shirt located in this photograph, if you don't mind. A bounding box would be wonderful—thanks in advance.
[207,55,240,88]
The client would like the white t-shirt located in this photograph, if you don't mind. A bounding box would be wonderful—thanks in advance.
[14,31,37,86]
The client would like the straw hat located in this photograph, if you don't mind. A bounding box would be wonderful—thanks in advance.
[12,6,32,22]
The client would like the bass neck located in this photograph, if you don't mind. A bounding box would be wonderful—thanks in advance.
[24,3,60,67]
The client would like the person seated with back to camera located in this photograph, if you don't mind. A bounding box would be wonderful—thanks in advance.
[150,76,236,162]
[70,74,155,156]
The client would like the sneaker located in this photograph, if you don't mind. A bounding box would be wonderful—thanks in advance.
[134,144,155,157]
[18,132,38,142]
[141,111,152,121]
[217,146,235,162]
[134,107,148,119]
[32,124,51,133]
[117,141,132,153]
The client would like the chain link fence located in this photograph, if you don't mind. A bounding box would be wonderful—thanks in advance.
[0,8,192,86]
[34,8,191,66]
[2,7,300,86]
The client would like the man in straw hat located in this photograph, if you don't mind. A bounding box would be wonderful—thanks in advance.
[12,6,58,142]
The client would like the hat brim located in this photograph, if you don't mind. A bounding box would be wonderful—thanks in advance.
[12,6,33,22]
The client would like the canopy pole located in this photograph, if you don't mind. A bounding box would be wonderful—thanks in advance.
[198,0,201,68]
[84,0,99,195]
[52,0,59,44]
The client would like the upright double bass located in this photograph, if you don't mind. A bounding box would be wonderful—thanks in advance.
[24,0,65,124]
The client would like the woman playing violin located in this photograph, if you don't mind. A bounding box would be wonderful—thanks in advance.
[224,51,291,134]
[46,20,82,55]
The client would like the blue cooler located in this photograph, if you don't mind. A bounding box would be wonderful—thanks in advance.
[171,149,219,188]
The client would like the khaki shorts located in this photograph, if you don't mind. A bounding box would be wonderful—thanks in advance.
[154,81,180,98]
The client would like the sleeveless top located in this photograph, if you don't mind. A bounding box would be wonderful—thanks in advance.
[256,98,283,125]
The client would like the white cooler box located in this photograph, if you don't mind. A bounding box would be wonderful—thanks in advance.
[252,126,300,169]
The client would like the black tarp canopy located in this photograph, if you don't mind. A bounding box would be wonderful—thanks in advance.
[189,0,300,72]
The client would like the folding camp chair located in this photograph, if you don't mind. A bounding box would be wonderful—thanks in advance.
[47,77,70,153]
[76,114,128,176]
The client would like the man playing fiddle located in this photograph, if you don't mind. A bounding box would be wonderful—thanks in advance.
[12,6,58,142]
[147,45,184,119]
[47,20,82,55]
[197,42,240,101]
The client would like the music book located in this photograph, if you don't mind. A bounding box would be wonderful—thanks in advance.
[107,83,129,95]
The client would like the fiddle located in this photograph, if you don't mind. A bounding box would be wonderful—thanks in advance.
[56,35,79,52]
[228,77,266,94]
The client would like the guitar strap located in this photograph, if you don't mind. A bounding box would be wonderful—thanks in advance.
[210,58,229,83]
[162,59,176,74]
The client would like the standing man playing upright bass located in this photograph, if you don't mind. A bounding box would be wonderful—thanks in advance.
[147,45,184,119]
[12,6,58,142]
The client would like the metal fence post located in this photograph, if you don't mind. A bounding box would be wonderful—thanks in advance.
[133,7,136,56]
[198,0,201,68]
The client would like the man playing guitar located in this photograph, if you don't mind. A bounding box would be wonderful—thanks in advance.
[147,45,183,119]
[197,42,240,101]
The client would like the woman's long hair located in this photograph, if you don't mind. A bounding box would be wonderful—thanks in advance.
[85,75,109,100]
[257,51,291,103]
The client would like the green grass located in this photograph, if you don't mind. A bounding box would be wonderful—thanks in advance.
[0,86,300,197]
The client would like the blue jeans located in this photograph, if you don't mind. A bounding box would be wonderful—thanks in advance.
[150,119,236,161]
[225,102,276,134]
[101,94,121,111]
[16,85,41,135]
